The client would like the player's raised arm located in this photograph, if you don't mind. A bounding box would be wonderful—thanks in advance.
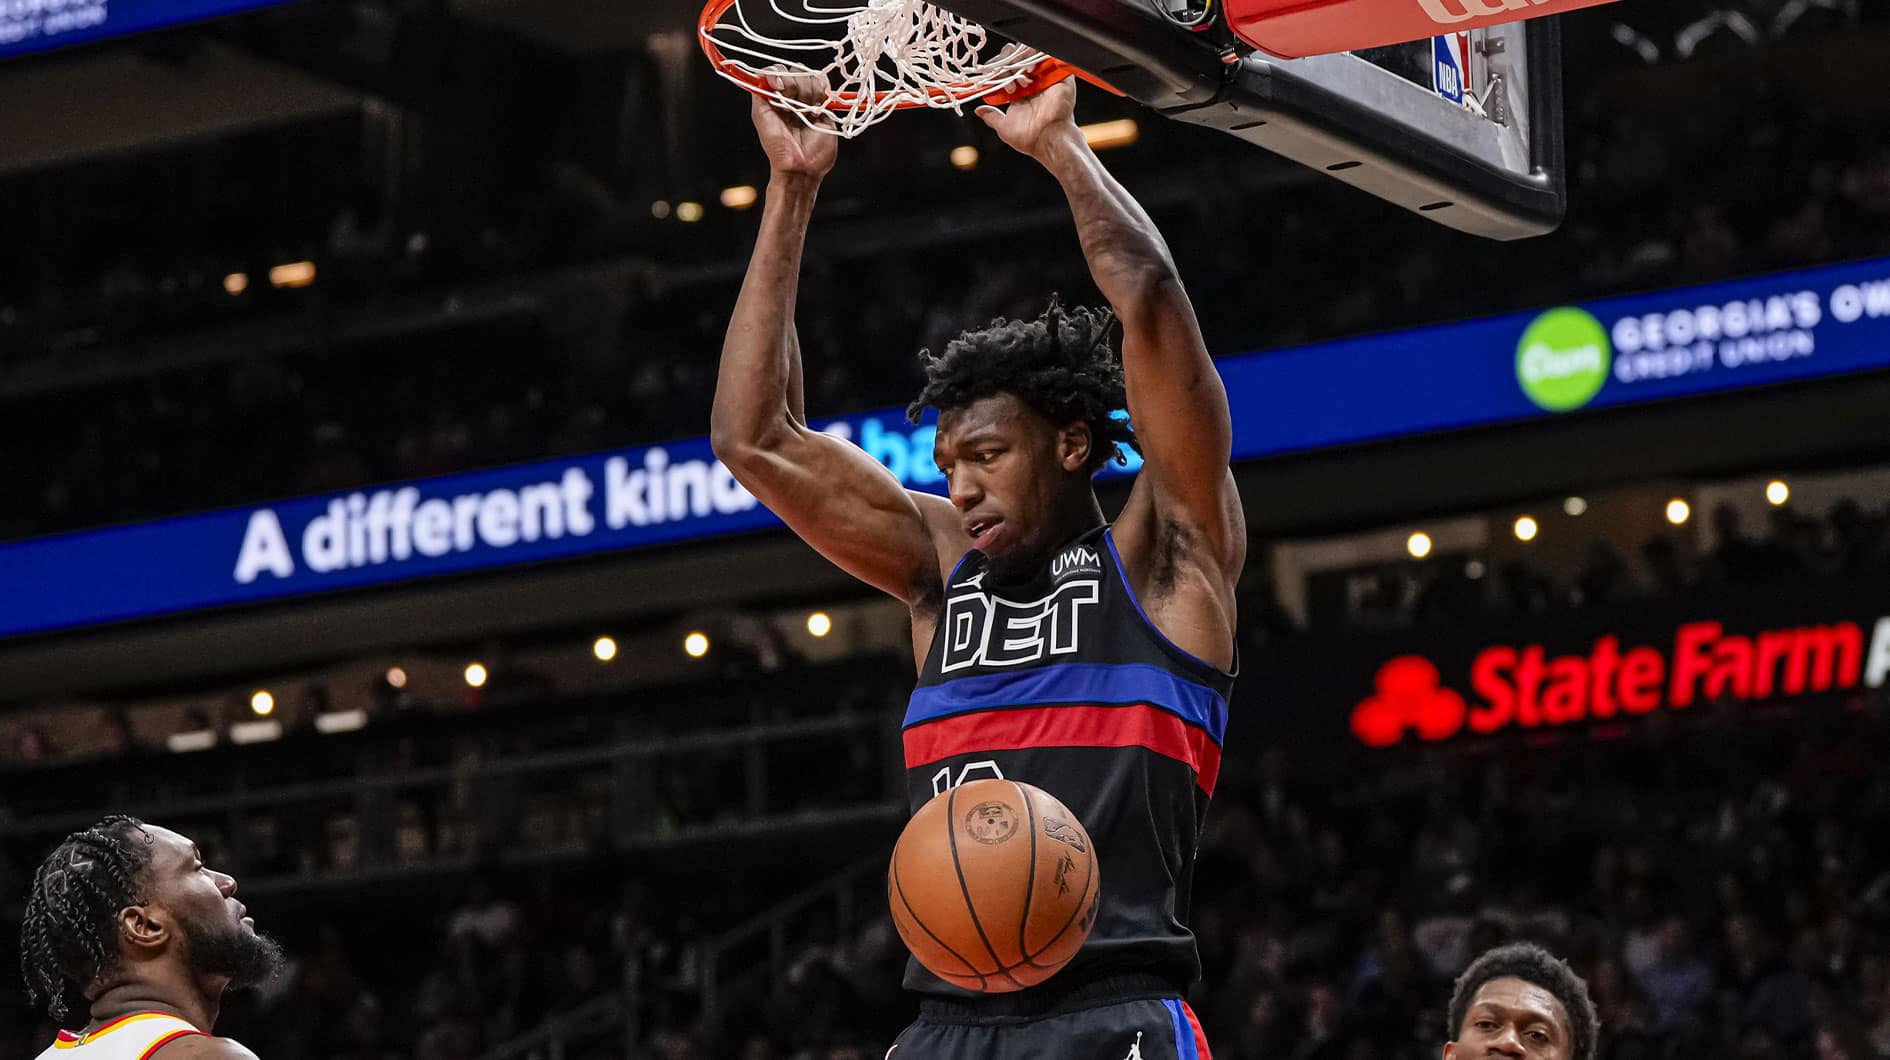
[977,83,1242,566]
[711,83,965,611]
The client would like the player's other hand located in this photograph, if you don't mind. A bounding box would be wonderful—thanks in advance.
[752,69,838,181]
[976,78,1080,163]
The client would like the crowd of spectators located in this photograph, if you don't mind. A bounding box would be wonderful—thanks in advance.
[4,479,1890,1058]
[3,11,1890,541]
[5,681,1886,1060]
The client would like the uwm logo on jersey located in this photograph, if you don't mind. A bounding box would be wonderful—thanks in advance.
[941,545,1103,673]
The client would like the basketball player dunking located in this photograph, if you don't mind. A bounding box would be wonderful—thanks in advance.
[19,817,283,1060]
[714,77,1241,1059]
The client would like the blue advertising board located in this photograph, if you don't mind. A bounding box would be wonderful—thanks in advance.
[0,0,287,60]
[2,255,1888,639]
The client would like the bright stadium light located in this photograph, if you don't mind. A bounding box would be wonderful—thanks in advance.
[677,202,705,223]
[230,720,282,745]
[315,709,367,734]
[464,662,489,688]
[1080,119,1139,150]
[385,666,408,689]
[250,690,275,716]
[651,200,673,219]
[223,272,249,296]
[593,636,619,662]
[269,261,316,288]
[806,612,833,638]
[950,145,980,170]
[1407,532,1433,560]
[1514,516,1539,543]
[720,185,759,210]
[684,632,710,658]
[1563,496,1588,517]
[1766,480,1790,506]
[1666,499,1692,526]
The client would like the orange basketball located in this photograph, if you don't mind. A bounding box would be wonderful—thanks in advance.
[886,778,1100,993]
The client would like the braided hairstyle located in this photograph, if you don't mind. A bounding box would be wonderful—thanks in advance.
[907,297,1139,472]
[19,816,156,1023]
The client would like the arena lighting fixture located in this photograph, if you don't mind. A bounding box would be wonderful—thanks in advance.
[1514,516,1539,542]
[165,730,217,754]
[1080,119,1139,150]
[249,690,275,716]
[1766,480,1790,506]
[593,636,619,662]
[684,631,711,658]
[229,720,282,745]
[314,709,367,734]
[677,202,706,223]
[720,185,759,209]
[223,272,249,296]
[651,200,673,219]
[268,261,316,288]
[464,662,489,688]
[1666,499,1692,526]
[1563,496,1588,517]
[1465,559,1487,580]
[806,611,833,637]
[1406,532,1433,559]
[950,145,980,170]
[385,666,408,689]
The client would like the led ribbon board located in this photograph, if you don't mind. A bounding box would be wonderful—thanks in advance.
[2,255,1888,639]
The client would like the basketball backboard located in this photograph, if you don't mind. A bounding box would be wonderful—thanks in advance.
[928,0,1570,240]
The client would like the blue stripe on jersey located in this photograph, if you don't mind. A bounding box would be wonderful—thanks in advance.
[905,662,1228,744]
[1165,1000,1200,1060]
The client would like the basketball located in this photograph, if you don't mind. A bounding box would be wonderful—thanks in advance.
[886,778,1100,993]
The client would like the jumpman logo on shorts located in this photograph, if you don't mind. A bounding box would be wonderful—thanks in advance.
[1122,1030,1144,1060]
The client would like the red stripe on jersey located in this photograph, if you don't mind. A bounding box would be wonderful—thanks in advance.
[902,704,1221,794]
[135,1029,206,1060]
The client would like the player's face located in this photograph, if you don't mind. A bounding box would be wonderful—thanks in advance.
[936,393,1091,572]
[1444,978,1571,1060]
[139,825,285,989]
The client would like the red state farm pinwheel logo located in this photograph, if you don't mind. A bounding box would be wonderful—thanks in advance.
[1351,656,1468,747]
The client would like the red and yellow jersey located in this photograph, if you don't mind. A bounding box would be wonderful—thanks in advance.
[37,1013,208,1060]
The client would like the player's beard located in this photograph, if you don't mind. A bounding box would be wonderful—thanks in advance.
[182,910,287,990]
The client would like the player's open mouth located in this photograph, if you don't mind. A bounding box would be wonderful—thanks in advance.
[967,518,1002,550]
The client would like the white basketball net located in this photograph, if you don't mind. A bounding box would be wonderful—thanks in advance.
[704,0,1050,138]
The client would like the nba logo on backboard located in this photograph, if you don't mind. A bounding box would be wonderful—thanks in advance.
[1432,32,1470,106]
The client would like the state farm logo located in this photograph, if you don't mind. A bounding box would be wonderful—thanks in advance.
[1354,617,1890,747]
[1352,656,1466,747]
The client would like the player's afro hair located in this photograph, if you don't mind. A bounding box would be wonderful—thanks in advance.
[1448,942,1599,1060]
[907,296,1138,472]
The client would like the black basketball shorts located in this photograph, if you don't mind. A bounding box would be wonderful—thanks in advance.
[886,993,1211,1060]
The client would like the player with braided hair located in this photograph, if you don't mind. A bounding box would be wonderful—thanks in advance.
[20,817,280,1060]
[715,76,1240,1057]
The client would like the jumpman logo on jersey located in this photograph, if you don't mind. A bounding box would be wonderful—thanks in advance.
[1122,1031,1144,1060]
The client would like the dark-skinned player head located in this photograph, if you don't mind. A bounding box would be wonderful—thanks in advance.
[20,816,286,1024]
[909,296,1139,580]
[1445,943,1599,1060]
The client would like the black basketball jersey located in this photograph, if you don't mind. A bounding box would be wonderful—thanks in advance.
[901,523,1235,1000]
